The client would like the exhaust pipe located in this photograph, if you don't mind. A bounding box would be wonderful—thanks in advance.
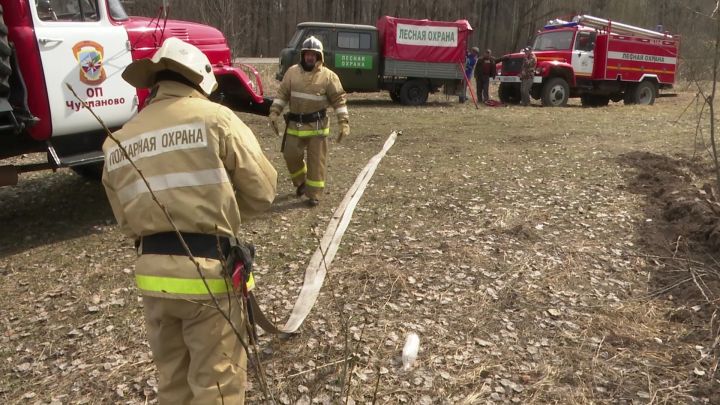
[0,165,19,186]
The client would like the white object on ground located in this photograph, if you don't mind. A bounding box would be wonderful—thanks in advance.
[402,332,420,370]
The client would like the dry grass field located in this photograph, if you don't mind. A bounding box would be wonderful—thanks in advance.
[1,64,719,404]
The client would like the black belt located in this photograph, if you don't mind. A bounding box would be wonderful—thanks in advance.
[141,232,231,260]
[285,109,326,123]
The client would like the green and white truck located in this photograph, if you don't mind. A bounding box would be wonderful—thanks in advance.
[276,17,473,105]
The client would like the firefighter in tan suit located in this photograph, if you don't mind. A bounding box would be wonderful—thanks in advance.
[101,37,277,404]
[269,36,349,207]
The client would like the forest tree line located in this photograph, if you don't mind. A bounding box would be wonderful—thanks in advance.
[125,0,718,76]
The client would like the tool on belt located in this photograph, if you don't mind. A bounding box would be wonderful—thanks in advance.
[224,243,255,293]
[280,113,288,152]
[224,242,258,341]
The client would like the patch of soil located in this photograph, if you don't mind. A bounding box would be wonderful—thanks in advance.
[619,151,720,253]
[619,150,720,355]
[503,223,541,241]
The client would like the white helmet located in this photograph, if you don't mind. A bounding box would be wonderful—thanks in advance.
[122,37,218,96]
[301,36,324,62]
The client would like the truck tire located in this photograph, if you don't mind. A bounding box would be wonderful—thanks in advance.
[541,77,569,107]
[0,5,12,98]
[498,83,520,104]
[624,81,656,105]
[580,94,610,107]
[399,80,429,105]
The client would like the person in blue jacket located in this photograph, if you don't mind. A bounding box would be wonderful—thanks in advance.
[459,47,480,103]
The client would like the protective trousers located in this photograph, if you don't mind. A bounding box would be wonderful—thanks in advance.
[143,296,248,404]
[283,134,328,200]
[521,78,533,106]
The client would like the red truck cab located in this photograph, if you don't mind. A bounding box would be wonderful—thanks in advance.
[0,0,269,186]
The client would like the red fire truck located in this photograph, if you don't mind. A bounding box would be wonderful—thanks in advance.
[0,0,269,186]
[495,15,679,107]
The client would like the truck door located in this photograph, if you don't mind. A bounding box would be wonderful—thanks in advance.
[333,30,378,92]
[572,31,596,78]
[31,0,136,137]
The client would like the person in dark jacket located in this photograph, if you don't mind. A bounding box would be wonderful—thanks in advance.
[474,49,497,103]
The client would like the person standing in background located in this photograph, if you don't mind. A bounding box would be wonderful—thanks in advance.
[475,49,496,103]
[520,47,536,106]
[459,47,480,103]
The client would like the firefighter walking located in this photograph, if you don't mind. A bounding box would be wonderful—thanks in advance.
[101,38,277,404]
[269,36,350,207]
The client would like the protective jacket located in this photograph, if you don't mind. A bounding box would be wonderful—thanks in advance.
[272,62,348,137]
[102,80,277,300]
[521,54,537,80]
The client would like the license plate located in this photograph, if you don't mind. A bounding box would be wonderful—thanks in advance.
[497,76,520,83]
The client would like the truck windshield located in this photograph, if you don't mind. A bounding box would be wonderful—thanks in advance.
[288,30,304,47]
[108,0,128,20]
[533,31,574,51]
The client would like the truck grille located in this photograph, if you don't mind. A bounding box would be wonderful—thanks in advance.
[502,58,523,74]
[169,28,190,41]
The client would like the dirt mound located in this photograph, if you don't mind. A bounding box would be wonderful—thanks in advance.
[619,151,720,253]
[620,151,720,333]
[619,151,720,401]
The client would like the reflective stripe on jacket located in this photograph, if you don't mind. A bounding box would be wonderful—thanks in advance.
[102,81,277,299]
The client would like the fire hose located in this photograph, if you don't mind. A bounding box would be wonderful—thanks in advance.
[250,130,398,334]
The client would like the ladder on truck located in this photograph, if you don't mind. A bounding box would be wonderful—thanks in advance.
[571,15,673,40]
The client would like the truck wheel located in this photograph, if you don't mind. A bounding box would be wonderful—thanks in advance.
[541,77,569,107]
[630,81,657,105]
[498,83,520,104]
[0,5,12,98]
[399,80,429,105]
[581,95,610,107]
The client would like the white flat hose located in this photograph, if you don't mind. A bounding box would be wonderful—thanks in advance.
[251,131,399,334]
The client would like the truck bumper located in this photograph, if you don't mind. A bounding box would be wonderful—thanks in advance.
[494,76,542,84]
[213,65,272,116]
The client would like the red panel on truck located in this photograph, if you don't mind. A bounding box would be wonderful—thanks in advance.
[377,16,472,63]
[603,35,679,84]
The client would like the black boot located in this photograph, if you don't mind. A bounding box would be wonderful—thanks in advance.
[296,182,306,197]
[307,198,319,207]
